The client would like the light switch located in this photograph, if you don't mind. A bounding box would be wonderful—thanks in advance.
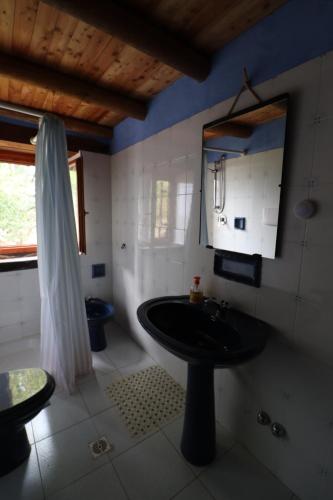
[234,217,246,230]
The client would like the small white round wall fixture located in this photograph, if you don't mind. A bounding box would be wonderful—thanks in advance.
[293,199,317,219]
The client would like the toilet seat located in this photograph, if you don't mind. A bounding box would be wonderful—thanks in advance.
[0,368,55,476]
[0,368,54,423]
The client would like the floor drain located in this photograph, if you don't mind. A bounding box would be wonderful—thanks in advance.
[88,436,113,458]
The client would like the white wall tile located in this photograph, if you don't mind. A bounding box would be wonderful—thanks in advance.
[0,272,20,301]
[299,244,333,305]
[18,269,40,297]
[261,242,303,294]
[22,317,40,338]
[20,297,40,324]
[171,195,186,230]
[186,153,202,195]
[0,299,21,328]
[312,117,333,183]
[255,288,297,338]
[0,323,23,343]
[318,50,333,118]
[170,156,187,194]
[167,260,185,295]
[142,162,154,199]
[279,186,309,243]
[307,182,333,246]
[294,299,333,367]
[283,121,315,188]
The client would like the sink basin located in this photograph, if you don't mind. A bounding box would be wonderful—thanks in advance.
[139,297,266,366]
[137,295,268,466]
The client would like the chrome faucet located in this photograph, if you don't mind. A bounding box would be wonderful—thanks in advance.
[203,298,230,320]
[203,298,219,317]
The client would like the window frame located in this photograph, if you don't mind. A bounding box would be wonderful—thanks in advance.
[0,149,86,272]
[69,152,87,255]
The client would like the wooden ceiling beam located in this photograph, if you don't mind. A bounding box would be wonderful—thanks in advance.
[0,121,110,155]
[42,0,211,82]
[0,52,147,120]
[0,106,113,139]
[204,122,253,140]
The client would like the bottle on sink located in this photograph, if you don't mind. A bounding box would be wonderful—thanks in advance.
[189,276,204,304]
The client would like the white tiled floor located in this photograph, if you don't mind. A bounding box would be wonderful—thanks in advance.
[0,321,295,500]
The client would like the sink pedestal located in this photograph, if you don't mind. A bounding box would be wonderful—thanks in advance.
[137,296,268,466]
[180,364,216,466]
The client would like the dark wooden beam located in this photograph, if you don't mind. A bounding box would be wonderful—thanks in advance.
[0,149,35,165]
[42,0,211,82]
[0,52,147,120]
[0,121,110,155]
[0,106,113,139]
[204,123,253,140]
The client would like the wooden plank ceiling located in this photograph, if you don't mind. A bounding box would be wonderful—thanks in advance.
[0,0,287,137]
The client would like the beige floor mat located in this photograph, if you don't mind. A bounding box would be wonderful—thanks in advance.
[106,365,185,437]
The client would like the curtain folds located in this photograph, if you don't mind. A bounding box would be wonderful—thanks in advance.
[36,114,92,392]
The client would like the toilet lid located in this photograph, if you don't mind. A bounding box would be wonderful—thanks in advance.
[0,368,49,412]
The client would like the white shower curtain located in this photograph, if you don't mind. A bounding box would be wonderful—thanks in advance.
[36,114,92,392]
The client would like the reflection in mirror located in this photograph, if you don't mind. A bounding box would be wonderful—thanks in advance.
[200,95,288,259]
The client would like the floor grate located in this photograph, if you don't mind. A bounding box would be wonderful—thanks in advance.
[88,436,113,458]
[106,365,185,438]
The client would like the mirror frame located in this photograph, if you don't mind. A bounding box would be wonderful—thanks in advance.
[199,93,289,258]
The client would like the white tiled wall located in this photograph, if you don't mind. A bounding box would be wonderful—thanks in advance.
[0,150,113,347]
[111,53,333,500]
[79,151,113,302]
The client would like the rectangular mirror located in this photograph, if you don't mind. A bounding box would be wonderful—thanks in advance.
[200,95,288,259]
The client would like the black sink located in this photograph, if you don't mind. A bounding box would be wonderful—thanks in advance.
[138,296,266,366]
[137,296,268,466]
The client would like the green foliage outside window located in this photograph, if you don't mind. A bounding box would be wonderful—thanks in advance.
[0,163,36,246]
[0,162,79,250]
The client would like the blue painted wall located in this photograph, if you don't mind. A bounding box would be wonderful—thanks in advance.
[112,0,333,154]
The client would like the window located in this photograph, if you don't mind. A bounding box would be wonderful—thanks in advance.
[0,150,86,267]
[154,180,169,240]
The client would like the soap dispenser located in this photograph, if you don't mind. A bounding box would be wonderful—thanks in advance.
[189,276,204,304]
